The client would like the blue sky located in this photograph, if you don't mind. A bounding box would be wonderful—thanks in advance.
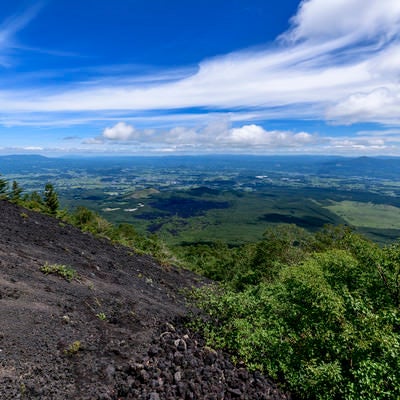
[1,0,400,155]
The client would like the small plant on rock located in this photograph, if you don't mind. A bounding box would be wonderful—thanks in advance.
[64,340,81,356]
[40,263,77,281]
[96,312,107,321]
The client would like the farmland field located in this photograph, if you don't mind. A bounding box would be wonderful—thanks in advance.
[325,200,400,229]
[2,154,400,245]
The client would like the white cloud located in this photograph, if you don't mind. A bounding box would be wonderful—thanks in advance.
[369,43,400,77]
[0,4,43,66]
[22,146,43,151]
[2,0,400,154]
[356,128,400,137]
[83,121,157,145]
[82,119,400,155]
[1,0,397,129]
[103,122,138,141]
[5,128,399,156]
[328,137,387,151]
[82,137,104,145]
[86,120,319,152]
[83,117,400,155]
[284,0,400,44]
[226,125,316,147]
[326,88,400,124]
[0,0,400,126]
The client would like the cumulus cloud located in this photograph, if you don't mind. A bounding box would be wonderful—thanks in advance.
[227,125,315,147]
[103,122,138,141]
[82,119,400,155]
[83,121,156,144]
[85,120,319,153]
[14,125,397,156]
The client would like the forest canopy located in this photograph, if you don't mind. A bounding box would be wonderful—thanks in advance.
[188,225,400,399]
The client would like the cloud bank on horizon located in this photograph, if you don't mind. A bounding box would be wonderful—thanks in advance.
[1,0,400,155]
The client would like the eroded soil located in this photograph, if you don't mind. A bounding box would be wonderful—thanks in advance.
[0,200,290,399]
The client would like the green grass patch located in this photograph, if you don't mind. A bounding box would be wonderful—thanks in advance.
[325,201,400,229]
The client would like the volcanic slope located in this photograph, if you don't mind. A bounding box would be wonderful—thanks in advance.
[0,200,289,399]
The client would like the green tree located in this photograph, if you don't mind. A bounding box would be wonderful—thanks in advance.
[0,174,8,199]
[241,224,314,286]
[43,183,59,215]
[9,180,23,204]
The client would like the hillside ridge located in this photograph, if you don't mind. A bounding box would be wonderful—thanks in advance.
[0,200,288,399]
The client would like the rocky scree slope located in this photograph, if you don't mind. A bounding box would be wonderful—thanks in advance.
[0,200,289,399]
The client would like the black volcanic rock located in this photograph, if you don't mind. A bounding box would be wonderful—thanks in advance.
[0,200,289,399]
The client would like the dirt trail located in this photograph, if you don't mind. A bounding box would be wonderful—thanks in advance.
[0,200,290,399]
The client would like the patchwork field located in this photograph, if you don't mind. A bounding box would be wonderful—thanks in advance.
[3,155,400,246]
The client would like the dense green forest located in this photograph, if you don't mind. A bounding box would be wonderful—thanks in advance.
[1,175,400,399]
[187,225,400,399]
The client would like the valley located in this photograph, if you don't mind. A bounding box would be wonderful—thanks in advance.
[2,154,400,246]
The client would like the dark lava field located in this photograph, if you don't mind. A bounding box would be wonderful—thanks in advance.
[0,200,290,399]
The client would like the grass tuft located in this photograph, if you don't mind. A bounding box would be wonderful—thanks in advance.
[40,263,77,281]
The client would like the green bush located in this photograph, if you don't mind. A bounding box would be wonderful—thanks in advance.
[192,227,400,399]
[68,206,113,237]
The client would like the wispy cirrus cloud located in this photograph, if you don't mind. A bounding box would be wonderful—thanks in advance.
[1,0,399,125]
[0,3,43,66]
[282,0,400,44]
[2,0,400,155]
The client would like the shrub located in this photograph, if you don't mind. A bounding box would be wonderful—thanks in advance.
[193,229,400,399]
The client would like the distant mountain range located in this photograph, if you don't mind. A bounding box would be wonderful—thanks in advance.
[316,156,400,179]
[1,154,400,179]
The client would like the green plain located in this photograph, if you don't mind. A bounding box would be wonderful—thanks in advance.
[325,200,400,229]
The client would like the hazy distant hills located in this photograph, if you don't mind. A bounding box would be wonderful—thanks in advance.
[0,154,53,173]
[317,156,400,179]
[1,154,400,179]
